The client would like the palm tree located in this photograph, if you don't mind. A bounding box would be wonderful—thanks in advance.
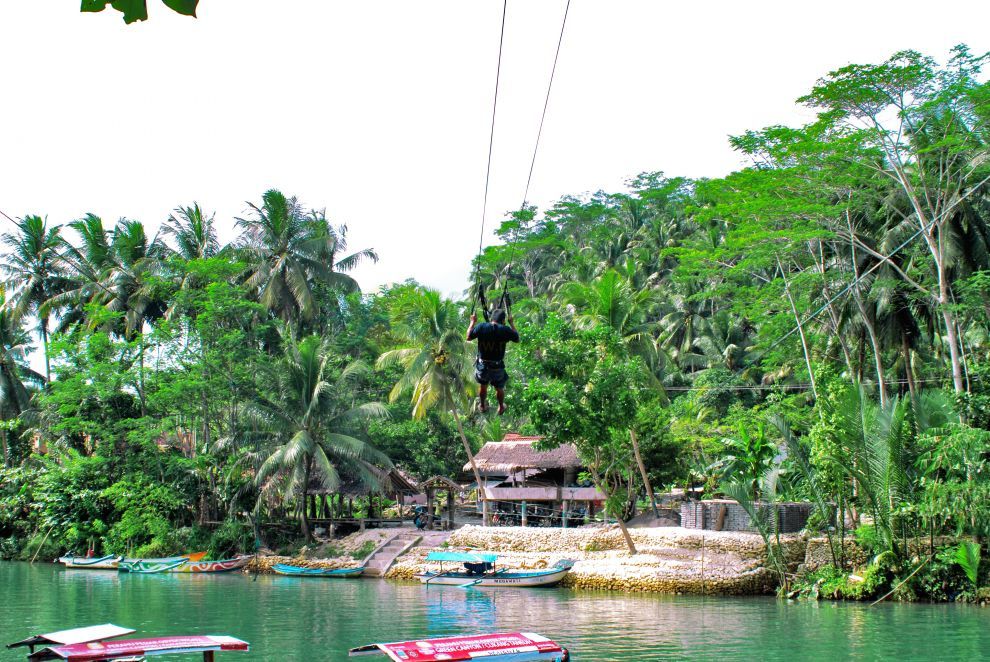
[375,288,491,522]
[163,203,220,261]
[48,216,166,337]
[252,331,390,539]
[1,215,67,383]
[0,292,42,465]
[235,190,377,325]
[556,269,661,372]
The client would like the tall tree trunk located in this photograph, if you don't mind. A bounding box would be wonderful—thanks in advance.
[301,459,312,540]
[40,317,51,386]
[902,333,917,402]
[589,465,637,554]
[451,405,488,526]
[630,429,658,518]
[812,241,855,377]
[137,332,147,417]
[847,212,888,406]
[777,257,819,401]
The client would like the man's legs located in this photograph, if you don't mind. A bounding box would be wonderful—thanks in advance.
[478,383,489,412]
[495,387,506,416]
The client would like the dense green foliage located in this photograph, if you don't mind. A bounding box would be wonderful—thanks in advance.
[1,47,989,601]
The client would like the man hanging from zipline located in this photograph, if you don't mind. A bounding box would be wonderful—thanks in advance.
[467,307,519,415]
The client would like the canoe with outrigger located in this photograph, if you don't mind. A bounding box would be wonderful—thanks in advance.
[349,632,569,661]
[416,552,575,587]
[7,623,249,661]
[272,563,365,577]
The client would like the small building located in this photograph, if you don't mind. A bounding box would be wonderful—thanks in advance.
[463,433,605,527]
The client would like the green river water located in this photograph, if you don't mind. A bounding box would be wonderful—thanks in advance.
[2,562,988,660]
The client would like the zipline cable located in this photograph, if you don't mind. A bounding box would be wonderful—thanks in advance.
[521,0,571,209]
[471,0,509,319]
[497,0,573,315]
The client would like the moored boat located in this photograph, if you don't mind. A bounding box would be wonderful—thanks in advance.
[272,563,364,577]
[118,559,187,574]
[349,632,569,661]
[118,551,208,573]
[168,555,253,573]
[57,555,122,570]
[416,552,574,588]
[122,551,207,565]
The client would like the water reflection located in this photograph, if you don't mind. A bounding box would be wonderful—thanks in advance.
[3,563,990,661]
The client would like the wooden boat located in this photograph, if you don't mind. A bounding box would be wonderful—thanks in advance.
[416,552,574,588]
[118,559,188,574]
[349,632,569,661]
[167,555,253,573]
[272,563,364,577]
[123,551,207,565]
[24,635,249,661]
[57,555,122,570]
[118,552,208,573]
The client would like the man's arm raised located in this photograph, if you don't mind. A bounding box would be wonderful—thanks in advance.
[467,313,478,341]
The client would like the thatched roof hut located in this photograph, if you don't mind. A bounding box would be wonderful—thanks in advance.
[463,433,583,476]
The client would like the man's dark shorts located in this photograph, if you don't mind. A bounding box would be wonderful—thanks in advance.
[475,358,508,388]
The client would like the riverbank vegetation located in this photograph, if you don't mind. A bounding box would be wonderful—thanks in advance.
[1,46,989,601]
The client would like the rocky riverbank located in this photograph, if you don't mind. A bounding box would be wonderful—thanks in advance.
[386,525,809,595]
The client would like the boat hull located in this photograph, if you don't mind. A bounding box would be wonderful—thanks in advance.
[416,567,570,587]
[119,559,188,574]
[58,555,122,570]
[273,563,364,577]
[169,555,253,573]
[122,551,207,565]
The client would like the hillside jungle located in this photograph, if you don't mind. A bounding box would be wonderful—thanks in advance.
[2,47,990,601]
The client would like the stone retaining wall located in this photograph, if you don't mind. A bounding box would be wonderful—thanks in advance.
[681,500,812,533]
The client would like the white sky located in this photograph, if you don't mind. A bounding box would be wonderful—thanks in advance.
[2,0,989,301]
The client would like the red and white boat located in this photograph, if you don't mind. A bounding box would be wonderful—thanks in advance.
[7,624,249,661]
[349,632,569,661]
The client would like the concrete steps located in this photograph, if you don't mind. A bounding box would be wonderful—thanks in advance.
[362,529,455,577]
[362,532,420,577]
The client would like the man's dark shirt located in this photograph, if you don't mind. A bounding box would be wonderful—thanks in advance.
[468,322,520,363]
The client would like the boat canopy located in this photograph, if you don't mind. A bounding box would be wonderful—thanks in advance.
[7,625,135,651]
[27,635,249,661]
[425,551,498,563]
[348,632,567,661]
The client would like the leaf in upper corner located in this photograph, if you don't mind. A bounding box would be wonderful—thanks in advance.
[162,0,198,17]
[81,0,199,23]
[81,0,149,23]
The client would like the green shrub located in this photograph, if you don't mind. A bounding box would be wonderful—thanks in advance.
[351,540,376,560]
[207,520,254,559]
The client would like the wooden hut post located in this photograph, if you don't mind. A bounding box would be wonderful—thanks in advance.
[447,488,454,530]
[562,499,569,529]
[426,487,435,530]
[521,501,528,527]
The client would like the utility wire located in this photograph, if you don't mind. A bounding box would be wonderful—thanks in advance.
[764,179,989,355]
[0,208,16,224]
[520,0,571,209]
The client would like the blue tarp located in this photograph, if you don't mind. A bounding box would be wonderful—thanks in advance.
[426,551,498,563]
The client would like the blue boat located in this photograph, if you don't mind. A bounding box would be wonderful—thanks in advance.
[272,563,365,577]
